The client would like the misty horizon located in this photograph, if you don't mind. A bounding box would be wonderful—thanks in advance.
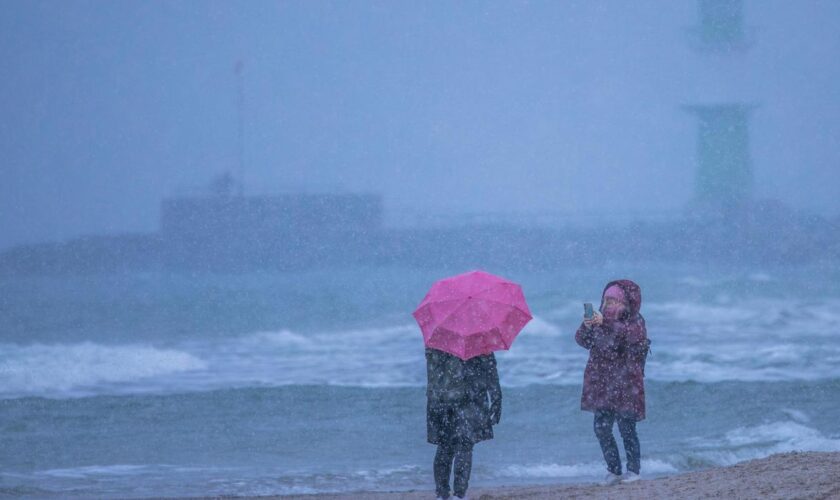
[2,0,840,250]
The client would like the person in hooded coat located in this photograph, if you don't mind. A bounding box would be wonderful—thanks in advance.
[575,279,649,485]
[426,347,501,500]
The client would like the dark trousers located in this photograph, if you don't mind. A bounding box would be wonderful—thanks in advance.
[594,410,640,475]
[433,441,473,498]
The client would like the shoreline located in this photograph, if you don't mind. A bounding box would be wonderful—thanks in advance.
[265,451,840,500]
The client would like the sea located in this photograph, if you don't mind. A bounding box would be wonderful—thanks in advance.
[1,262,839,497]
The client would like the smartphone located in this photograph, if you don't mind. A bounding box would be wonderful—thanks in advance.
[584,302,594,319]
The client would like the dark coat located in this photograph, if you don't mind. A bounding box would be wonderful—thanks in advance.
[575,279,649,421]
[426,348,502,445]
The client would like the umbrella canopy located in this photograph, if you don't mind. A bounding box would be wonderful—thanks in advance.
[413,270,532,360]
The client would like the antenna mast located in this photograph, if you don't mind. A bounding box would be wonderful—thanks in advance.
[234,59,245,196]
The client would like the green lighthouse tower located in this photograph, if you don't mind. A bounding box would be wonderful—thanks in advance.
[685,103,755,208]
[686,0,756,215]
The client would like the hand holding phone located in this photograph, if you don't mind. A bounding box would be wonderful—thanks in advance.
[583,302,603,328]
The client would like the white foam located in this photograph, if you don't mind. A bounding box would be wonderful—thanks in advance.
[0,342,206,398]
[724,421,840,452]
[780,409,811,424]
[687,420,840,467]
[748,273,774,282]
[505,297,840,384]
[631,298,840,383]
[244,330,313,347]
[39,464,150,478]
[677,276,716,287]
[5,296,840,398]
[502,461,604,478]
[501,459,677,479]
[645,302,746,324]
[519,315,564,337]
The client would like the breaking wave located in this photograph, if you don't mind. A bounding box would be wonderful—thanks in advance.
[4,296,840,398]
[0,342,206,398]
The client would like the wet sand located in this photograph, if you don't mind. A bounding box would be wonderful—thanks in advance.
[270,451,840,500]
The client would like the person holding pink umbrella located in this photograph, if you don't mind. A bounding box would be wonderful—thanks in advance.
[413,270,532,499]
[424,348,500,499]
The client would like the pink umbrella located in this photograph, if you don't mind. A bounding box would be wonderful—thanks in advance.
[413,270,532,360]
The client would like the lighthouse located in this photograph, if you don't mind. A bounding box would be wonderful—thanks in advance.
[685,0,757,218]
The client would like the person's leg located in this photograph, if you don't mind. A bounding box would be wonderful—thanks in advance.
[452,441,474,498]
[593,410,622,475]
[434,442,455,498]
[617,415,640,475]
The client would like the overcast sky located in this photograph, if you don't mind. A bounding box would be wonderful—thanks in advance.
[1,0,839,249]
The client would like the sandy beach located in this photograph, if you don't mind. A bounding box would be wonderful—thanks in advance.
[273,451,840,500]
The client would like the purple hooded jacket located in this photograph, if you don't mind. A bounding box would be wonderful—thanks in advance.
[575,279,648,421]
